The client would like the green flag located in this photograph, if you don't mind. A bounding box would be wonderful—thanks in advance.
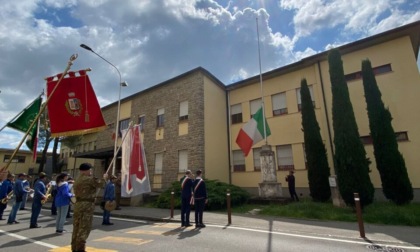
[7,96,42,151]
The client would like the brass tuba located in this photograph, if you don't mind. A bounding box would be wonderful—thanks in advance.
[41,184,53,204]
[1,191,14,204]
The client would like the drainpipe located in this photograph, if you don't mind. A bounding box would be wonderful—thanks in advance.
[226,90,232,184]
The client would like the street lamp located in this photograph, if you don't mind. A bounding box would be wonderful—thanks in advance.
[80,44,128,175]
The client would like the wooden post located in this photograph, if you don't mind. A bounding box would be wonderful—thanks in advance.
[227,189,232,224]
[170,191,174,218]
[354,193,365,238]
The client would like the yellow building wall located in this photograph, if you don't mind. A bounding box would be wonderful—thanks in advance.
[0,150,41,176]
[317,36,420,189]
[204,77,229,183]
[229,35,420,194]
[229,66,321,189]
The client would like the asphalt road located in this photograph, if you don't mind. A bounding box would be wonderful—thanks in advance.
[0,207,419,252]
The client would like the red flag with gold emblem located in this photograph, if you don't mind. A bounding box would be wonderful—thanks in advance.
[46,70,106,137]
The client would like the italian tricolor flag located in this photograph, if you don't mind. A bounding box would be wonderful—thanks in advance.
[235,107,271,156]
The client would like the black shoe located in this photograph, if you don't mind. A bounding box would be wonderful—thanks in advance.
[102,223,114,225]
[30,224,41,228]
[0,218,4,220]
[13,221,19,224]
[185,224,193,227]
[198,223,206,228]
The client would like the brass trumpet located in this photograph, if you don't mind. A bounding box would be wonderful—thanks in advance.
[1,191,14,204]
[41,184,53,204]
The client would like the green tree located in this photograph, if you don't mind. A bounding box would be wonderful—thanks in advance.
[328,49,374,207]
[300,78,331,202]
[361,59,413,205]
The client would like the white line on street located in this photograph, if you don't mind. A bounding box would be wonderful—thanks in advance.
[0,229,58,249]
[207,224,420,251]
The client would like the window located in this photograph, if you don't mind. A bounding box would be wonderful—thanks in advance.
[233,150,245,172]
[178,150,188,173]
[119,118,130,137]
[179,101,189,121]
[156,108,165,128]
[231,104,243,124]
[296,86,314,111]
[154,153,163,174]
[272,92,287,116]
[3,155,26,163]
[360,131,409,145]
[138,115,145,131]
[276,145,294,170]
[253,148,261,171]
[345,64,392,82]
[250,99,262,118]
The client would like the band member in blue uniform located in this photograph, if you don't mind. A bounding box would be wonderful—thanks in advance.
[102,175,117,225]
[30,172,47,228]
[0,173,15,220]
[180,170,194,227]
[193,169,207,228]
[8,173,31,224]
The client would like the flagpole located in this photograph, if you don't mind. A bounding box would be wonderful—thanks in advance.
[256,17,268,144]
[0,54,78,174]
[105,121,133,175]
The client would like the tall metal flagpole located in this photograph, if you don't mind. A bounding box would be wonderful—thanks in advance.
[256,17,268,144]
[80,44,128,176]
[0,54,78,173]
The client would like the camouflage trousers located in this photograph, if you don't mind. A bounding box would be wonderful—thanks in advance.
[71,201,95,251]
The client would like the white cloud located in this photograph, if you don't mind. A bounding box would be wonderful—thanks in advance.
[0,0,419,150]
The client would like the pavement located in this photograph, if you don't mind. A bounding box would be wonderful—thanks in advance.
[41,202,420,250]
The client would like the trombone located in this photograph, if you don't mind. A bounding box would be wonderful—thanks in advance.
[1,191,14,204]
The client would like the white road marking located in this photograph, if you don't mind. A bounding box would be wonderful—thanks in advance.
[0,229,58,249]
[206,224,420,251]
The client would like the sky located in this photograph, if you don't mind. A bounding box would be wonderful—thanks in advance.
[0,0,419,151]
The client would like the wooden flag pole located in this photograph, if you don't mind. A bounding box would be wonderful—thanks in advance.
[0,54,78,174]
[105,121,134,175]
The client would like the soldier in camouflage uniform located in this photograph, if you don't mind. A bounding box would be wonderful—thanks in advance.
[71,163,107,252]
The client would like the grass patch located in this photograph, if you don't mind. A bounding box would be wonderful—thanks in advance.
[231,199,420,226]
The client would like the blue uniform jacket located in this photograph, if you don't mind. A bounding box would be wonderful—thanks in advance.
[180,176,193,199]
[193,178,207,200]
[0,179,13,198]
[55,182,72,207]
[103,181,115,201]
[33,179,46,201]
[13,178,25,198]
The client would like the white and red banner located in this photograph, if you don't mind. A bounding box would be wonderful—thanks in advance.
[121,124,151,197]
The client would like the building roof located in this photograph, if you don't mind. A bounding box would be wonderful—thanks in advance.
[101,66,225,111]
[226,20,420,90]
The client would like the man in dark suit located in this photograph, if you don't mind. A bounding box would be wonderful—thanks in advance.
[193,169,207,228]
[180,170,193,227]
[285,170,299,201]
